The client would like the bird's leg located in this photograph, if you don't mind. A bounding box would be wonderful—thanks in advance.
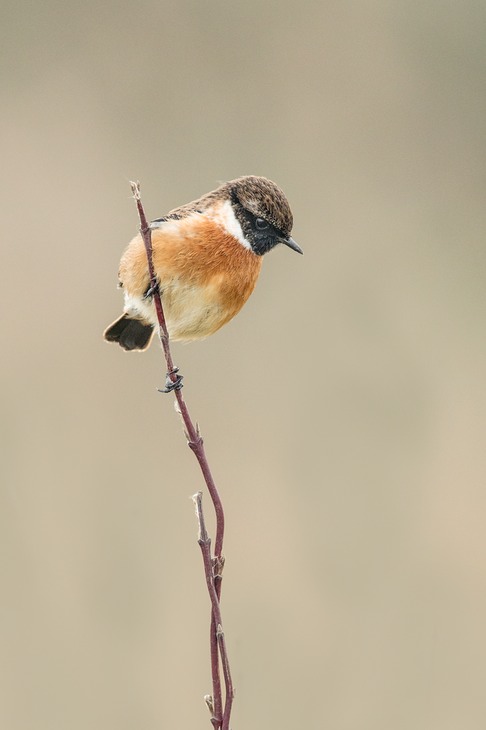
[144,280,181,392]
[158,367,184,393]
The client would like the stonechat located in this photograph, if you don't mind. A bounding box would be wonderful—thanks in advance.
[104,175,302,351]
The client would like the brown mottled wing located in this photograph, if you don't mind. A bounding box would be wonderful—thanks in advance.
[150,184,230,224]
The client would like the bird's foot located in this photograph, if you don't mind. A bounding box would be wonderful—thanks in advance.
[143,282,160,299]
[158,367,184,393]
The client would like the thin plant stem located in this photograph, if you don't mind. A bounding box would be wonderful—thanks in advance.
[129,182,231,730]
[193,493,235,730]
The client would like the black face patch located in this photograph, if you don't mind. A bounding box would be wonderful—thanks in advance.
[233,202,284,256]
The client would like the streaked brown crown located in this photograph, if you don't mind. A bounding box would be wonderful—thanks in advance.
[161,176,293,236]
[228,176,293,237]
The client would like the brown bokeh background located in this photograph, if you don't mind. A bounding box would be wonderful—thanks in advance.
[2,2,485,728]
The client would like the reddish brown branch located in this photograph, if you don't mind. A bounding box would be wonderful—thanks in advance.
[129,182,231,730]
[193,492,234,730]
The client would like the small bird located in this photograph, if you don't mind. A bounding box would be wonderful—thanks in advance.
[104,175,302,352]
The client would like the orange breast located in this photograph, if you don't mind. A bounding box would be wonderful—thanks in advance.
[118,214,262,340]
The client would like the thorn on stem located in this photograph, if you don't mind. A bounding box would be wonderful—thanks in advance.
[204,695,214,714]
[188,435,204,452]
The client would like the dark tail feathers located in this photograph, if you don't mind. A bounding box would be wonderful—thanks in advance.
[103,314,154,351]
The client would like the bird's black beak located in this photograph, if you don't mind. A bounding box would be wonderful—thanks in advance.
[282,236,303,254]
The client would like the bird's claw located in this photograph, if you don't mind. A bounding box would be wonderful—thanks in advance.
[158,368,184,393]
[143,282,160,300]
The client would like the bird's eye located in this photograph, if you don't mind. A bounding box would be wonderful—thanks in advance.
[255,217,269,230]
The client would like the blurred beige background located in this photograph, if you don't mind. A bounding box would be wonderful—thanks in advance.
[1,1,485,728]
